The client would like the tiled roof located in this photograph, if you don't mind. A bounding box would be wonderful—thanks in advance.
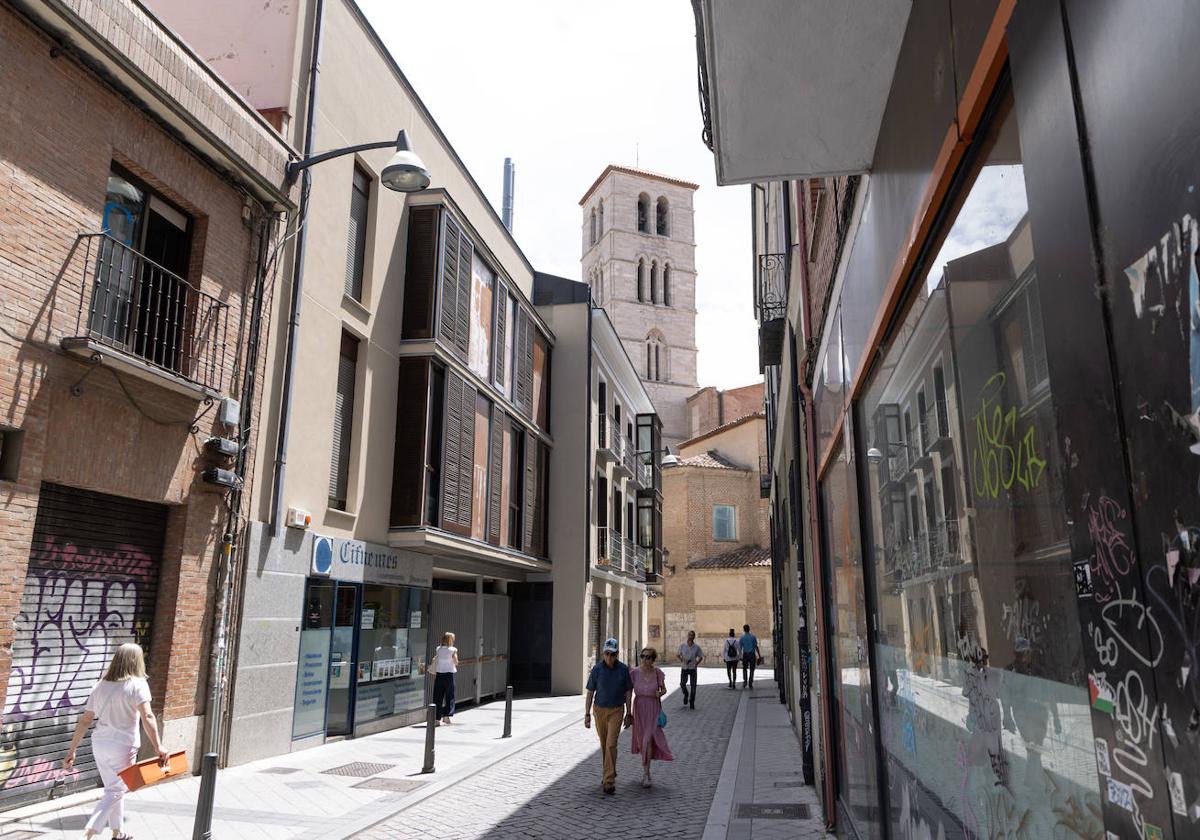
[679,412,765,449]
[673,450,746,471]
[687,546,772,570]
[579,165,700,205]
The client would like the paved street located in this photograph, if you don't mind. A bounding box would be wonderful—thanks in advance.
[0,668,827,840]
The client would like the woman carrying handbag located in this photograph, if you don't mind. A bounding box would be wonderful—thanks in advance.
[63,643,168,840]
[629,647,673,787]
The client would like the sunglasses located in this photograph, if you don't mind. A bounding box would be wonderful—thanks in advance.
[603,651,617,656]
[640,653,654,660]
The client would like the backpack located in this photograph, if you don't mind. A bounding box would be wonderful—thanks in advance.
[724,638,738,660]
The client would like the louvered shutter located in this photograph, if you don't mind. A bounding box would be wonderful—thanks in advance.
[493,281,507,388]
[329,334,358,507]
[402,206,438,339]
[454,229,472,359]
[439,216,461,350]
[345,167,369,300]
[2,484,165,808]
[523,436,537,552]
[390,357,429,527]
[441,371,463,527]
[457,381,477,529]
[516,309,533,415]
[488,405,504,545]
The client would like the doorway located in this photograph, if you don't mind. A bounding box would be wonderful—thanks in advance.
[325,582,361,737]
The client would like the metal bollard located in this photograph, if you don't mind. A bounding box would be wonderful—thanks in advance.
[421,704,436,773]
[502,685,513,738]
[191,752,218,840]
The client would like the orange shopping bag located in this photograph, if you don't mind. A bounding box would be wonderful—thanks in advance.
[117,751,188,792]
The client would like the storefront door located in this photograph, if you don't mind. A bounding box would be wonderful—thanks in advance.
[325,582,361,737]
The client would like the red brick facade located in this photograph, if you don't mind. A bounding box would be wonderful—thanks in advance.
[0,4,280,780]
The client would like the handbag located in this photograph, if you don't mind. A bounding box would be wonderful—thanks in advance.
[117,751,188,792]
[657,709,667,728]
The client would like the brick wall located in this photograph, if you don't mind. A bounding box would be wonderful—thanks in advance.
[801,177,854,370]
[686,383,764,440]
[0,6,273,742]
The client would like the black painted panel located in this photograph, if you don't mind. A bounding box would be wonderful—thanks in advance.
[950,0,1001,105]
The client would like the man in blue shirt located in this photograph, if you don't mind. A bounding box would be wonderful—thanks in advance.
[740,624,762,688]
[584,638,633,794]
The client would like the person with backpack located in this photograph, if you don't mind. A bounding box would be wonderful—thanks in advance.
[722,629,741,689]
[740,624,763,688]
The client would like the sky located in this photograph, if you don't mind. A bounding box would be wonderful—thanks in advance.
[358,0,761,391]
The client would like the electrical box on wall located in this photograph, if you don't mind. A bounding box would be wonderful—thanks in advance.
[286,507,312,529]
[219,397,240,428]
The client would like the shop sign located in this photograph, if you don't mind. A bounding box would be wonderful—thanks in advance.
[309,534,433,587]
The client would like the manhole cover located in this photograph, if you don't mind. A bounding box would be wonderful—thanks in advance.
[321,761,395,777]
[353,778,429,793]
[736,803,810,819]
[260,766,302,775]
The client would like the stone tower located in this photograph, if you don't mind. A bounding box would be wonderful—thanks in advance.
[579,166,699,450]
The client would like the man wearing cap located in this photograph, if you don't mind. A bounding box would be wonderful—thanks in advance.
[584,638,634,794]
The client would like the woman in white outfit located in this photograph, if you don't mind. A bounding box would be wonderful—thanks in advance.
[63,643,168,839]
[432,632,459,725]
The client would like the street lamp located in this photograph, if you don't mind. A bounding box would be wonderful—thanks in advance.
[866,441,914,464]
[285,129,430,192]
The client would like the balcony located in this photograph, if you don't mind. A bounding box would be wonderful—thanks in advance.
[634,454,653,489]
[756,253,787,369]
[596,526,614,568]
[61,234,230,397]
[612,434,635,480]
[927,402,954,454]
[887,446,910,484]
[629,541,649,581]
[930,520,962,568]
[597,414,617,464]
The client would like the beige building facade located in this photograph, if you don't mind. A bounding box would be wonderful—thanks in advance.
[579,166,699,451]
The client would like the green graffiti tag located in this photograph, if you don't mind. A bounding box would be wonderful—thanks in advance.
[969,373,1047,500]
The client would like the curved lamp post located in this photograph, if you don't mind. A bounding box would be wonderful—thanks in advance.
[285,128,430,192]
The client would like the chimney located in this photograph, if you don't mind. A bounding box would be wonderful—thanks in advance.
[502,157,515,231]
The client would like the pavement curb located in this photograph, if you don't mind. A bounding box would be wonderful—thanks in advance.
[299,707,585,840]
[0,787,104,827]
[701,688,748,840]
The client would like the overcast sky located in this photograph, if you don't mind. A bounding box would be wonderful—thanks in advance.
[358,0,760,391]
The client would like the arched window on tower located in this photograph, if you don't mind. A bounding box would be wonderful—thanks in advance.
[645,330,666,382]
[637,193,650,233]
[598,200,604,236]
[663,264,671,307]
[650,261,660,304]
[637,258,647,302]
[656,196,670,236]
[589,208,597,247]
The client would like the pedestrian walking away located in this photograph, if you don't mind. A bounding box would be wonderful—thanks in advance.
[677,630,704,709]
[583,638,633,794]
[722,628,741,689]
[630,646,673,787]
[431,632,459,725]
[740,624,762,688]
[63,643,169,840]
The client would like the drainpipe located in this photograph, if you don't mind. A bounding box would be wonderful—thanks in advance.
[793,181,837,831]
[270,0,325,536]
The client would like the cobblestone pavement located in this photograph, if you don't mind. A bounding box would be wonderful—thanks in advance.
[357,668,830,840]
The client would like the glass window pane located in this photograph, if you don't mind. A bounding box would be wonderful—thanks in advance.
[354,585,431,726]
[468,252,494,379]
[858,89,1099,838]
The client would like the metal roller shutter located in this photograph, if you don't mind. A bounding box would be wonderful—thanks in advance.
[0,483,166,807]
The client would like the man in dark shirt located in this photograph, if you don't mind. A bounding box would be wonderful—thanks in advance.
[584,637,633,794]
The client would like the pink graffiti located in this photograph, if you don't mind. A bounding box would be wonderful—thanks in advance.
[1085,495,1134,603]
[41,538,154,578]
[2,759,79,790]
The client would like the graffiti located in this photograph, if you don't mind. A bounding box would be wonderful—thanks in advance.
[1100,594,1165,669]
[899,776,950,840]
[956,629,988,668]
[1000,597,1047,648]
[979,786,1034,840]
[1085,495,1135,604]
[963,664,1007,787]
[969,373,1048,500]
[1,539,153,797]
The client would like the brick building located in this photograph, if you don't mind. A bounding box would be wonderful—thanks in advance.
[0,0,290,807]
[654,408,773,666]
[686,383,763,441]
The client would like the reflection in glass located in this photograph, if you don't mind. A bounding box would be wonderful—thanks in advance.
[858,92,1101,838]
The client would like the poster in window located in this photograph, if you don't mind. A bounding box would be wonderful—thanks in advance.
[469,252,494,378]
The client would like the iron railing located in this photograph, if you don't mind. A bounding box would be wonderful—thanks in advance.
[630,541,648,580]
[620,436,637,477]
[756,253,788,324]
[597,526,613,567]
[68,233,230,392]
[888,446,910,483]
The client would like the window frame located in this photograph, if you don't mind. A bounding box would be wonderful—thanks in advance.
[712,503,738,541]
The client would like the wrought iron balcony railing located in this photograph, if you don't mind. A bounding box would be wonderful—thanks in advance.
[755,253,788,324]
[65,234,230,393]
[597,526,612,567]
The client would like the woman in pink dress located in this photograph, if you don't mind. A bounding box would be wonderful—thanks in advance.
[630,647,674,787]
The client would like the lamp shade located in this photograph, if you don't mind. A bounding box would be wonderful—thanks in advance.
[381,148,430,193]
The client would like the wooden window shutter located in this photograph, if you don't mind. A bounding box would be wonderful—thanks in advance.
[345,167,370,300]
[439,215,462,350]
[454,230,472,359]
[523,434,537,552]
[487,404,504,545]
[390,358,429,527]
[402,206,439,339]
[516,309,533,415]
[493,282,507,388]
[457,381,477,529]
[329,333,359,507]
[441,370,463,527]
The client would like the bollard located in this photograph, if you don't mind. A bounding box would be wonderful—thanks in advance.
[421,703,436,773]
[191,752,218,840]
[502,685,513,738]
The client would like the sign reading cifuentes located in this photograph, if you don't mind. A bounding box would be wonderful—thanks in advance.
[310,534,433,588]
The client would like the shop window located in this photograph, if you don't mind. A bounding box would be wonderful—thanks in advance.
[354,584,432,727]
[712,504,737,541]
[857,87,1093,839]
[329,332,359,510]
